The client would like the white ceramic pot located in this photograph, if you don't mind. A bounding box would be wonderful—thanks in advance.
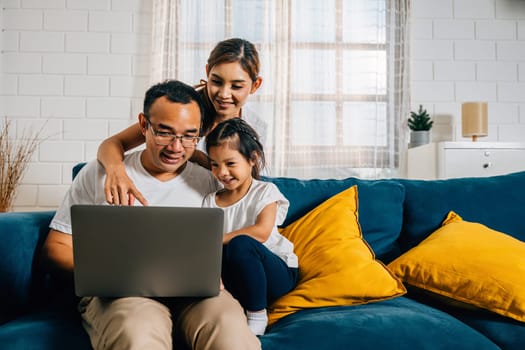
[409,130,430,148]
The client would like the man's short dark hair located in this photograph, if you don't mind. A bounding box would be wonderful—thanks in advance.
[143,80,205,125]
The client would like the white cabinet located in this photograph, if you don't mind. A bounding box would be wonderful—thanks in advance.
[407,142,525,179]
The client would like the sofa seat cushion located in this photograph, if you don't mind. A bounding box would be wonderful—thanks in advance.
[264,176,405,261]
[398,171,525,251]
[261,297,499,350]
[406,288,525,350]
[0,309,91,350]
[452,307,525,350]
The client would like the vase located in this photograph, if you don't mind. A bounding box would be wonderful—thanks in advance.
[409,130,430,148]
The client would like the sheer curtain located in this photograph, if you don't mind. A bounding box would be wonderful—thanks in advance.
[150,0,411,179]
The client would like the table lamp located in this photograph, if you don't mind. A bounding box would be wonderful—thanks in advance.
[462,102,488,142]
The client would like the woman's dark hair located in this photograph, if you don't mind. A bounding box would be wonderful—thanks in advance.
[199,38,260,135]
[144,80,205,130]
[205,118,265,179]
[207,38,260,82]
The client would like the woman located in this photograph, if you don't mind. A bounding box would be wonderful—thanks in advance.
[97,38,263,205]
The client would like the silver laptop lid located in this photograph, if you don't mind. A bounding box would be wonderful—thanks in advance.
[71,205,223,298]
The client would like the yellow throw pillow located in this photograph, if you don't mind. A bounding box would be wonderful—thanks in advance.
[388,211,525,322]
[268,185,406,325]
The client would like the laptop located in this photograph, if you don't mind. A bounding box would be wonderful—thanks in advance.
[71,205,224,298]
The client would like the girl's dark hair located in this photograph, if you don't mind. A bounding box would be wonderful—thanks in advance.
[205,118,265,179]
[144,80,205,130]
[199,38,260,135]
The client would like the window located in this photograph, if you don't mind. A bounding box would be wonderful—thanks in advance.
[151,0,410,179]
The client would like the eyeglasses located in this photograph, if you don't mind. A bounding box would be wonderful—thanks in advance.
[144,117,200,147]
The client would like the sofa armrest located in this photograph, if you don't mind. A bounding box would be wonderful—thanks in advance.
[0,211,55,324]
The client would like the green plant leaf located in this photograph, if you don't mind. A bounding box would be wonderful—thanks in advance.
[408,105,433,131]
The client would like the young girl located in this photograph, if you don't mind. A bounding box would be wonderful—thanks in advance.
[97,38,263,206]
[202,118,298,335]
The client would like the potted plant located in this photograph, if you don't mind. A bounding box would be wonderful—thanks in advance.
[0,118,42,212]
[408,105,433,148]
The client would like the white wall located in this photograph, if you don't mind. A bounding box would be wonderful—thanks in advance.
[412,0,525,143]
[1,0,525,211]
[1,0,152,211]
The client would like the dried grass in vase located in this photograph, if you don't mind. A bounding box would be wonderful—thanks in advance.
[0,118,43,212]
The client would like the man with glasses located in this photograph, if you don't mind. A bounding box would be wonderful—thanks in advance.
[42,80,261,350]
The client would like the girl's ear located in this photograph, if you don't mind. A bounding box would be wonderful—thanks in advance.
[250,77,263,94]
[205,64,210,77]
[249,150,259,166]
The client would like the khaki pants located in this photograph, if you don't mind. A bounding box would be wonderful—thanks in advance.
[79,290,261,350]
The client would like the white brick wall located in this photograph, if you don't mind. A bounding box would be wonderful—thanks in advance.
[412,0,525,144]
[1,0,152,211]
[2,0,525,211]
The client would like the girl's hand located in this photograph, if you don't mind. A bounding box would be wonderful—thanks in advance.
[104,164,148,206]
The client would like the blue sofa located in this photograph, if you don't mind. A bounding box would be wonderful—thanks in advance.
[2,169,525,349]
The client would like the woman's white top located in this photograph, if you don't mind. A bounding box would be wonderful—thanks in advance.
[202,179,298,268]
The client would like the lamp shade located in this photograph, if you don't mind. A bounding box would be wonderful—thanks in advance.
[462,102,488,142]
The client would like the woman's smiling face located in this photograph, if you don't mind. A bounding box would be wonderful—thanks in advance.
[206,61,261,119]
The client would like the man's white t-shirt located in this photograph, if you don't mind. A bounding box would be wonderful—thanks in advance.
[50,151,220,234]
[202,179,298,268]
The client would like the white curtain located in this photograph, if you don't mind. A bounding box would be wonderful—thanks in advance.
[150,0,411,179]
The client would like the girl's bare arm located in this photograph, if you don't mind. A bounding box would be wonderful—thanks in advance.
[222,202,277,244]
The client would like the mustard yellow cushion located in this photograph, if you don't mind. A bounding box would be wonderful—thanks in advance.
[388,211,525,322]
[268,185,406,325]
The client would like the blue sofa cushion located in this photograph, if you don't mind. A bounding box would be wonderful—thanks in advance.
[0,309,91,350]
[261,297,499,350]
[397,171,525,252]
[72,162,85,180]
[454,309,525,350]
[0,211,56,324]
[406,288,525,350]
[264,176,405,262]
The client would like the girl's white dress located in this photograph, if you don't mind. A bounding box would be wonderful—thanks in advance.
[202,179,298,268]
